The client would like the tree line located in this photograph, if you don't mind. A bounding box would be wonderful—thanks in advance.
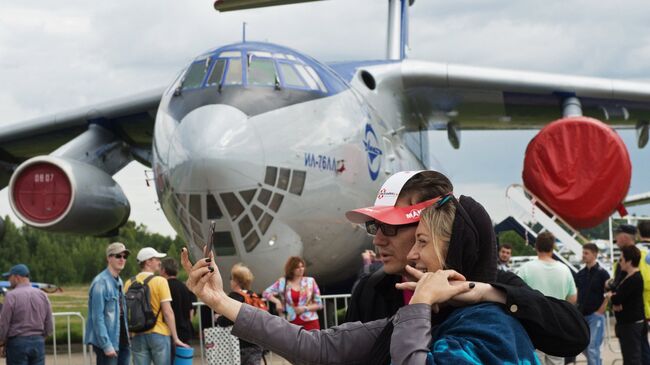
[0,216,184,285]
[0,214,610,286]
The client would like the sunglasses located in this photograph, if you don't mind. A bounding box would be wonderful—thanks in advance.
[110,253,129,260]
[365,220,418,237]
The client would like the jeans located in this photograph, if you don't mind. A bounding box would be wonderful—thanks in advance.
[131,333,171,365]
[93,344,131,365]
[583,313,604,365]
[6,336,45,365]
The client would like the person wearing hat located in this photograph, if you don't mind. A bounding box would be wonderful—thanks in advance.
[343,170,587,356]
[181,171,588,358]
[178,182,541,363]
[86,242,132,365]
[610,223,650,363]
[124,247,189,365]
[0,263,53,365]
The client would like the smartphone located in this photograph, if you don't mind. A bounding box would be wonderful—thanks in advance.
[205,220,217,257]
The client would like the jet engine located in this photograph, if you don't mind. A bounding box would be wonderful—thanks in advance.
[8,156,130,236]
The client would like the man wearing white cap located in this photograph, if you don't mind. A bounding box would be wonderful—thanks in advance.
[86,242,131,365]
[125,247,189,365]
[344,170,589,357]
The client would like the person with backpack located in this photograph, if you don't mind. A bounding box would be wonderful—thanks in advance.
[125,247,189,365]
[216,263,266,365]
[86,242,131,365]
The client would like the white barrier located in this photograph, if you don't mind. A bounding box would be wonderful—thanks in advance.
[52,312,88,365]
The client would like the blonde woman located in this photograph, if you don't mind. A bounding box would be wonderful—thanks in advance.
[216,263,264,365]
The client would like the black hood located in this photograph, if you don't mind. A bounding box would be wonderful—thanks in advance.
[445,195,497,283]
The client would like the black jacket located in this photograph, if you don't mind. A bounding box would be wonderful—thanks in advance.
[345,268,589,357]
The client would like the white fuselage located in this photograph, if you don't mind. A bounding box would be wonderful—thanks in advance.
[152,81,424,290]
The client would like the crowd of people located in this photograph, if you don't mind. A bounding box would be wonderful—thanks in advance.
[497,223,650,365]
[0,169,648,365]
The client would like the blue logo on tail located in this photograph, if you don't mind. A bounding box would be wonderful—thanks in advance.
[364,123,382,181]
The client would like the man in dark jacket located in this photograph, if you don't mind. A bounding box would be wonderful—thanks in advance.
[344,170,589,357]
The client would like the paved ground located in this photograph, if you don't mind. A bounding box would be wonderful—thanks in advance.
[22,341,625,365]
[0,329,633,365]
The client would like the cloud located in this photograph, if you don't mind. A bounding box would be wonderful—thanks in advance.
[2,0,650,235]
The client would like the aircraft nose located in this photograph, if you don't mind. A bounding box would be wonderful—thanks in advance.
[168,104,264,190]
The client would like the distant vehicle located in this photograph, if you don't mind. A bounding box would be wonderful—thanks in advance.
[0,281,61,295]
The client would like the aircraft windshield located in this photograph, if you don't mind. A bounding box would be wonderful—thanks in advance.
[225,58,243,85]
[279,63,307,88]
[182,60,209,89]
[248,56,277,86]
[206,59,226,86]
[181,48,329,93]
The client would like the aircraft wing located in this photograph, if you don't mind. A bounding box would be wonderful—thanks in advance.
[0,281,61,294]
[214,0,324,12]
[361,60,650,131]
[0,87,165,189]
[624,192,650,208]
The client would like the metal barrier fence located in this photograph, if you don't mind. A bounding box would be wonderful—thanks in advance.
[52,312,88,365]
[604,311,623,365]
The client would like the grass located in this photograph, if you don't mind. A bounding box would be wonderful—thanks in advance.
[48,285,89,344]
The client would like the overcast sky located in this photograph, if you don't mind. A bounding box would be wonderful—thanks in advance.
[1,0,650,237]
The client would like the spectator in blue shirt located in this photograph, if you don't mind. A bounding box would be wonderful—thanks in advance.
[575,243,610,365]
[86,242,131,365]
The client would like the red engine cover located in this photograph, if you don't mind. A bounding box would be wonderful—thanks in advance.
[522,116,631,229]
[12,163,72,224]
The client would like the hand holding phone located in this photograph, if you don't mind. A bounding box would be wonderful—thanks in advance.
[205,220,217,258]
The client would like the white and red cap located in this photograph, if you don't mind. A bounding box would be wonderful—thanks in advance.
[345,171,448,225]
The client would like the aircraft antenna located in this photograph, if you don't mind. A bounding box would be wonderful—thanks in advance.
[242,22,247,43]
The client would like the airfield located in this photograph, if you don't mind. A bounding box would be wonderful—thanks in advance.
[1,1,650,364]
[0,286,625,365]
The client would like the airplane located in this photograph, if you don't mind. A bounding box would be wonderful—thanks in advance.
[2,0,650,291]
[0,281,61,295]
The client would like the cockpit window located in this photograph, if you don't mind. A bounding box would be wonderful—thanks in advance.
[207,59,226,86]
[279,63,307,88]
[305,66,327,93]
[183,60,209,90]
[195,48,331,93]
[219,51,241,58]
[248,57,277,87]
[225,58,243,85]
[294,64,319,91]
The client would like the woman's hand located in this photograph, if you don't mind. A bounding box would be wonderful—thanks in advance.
[446,281,506,307]
[271,298,285,314]
[294,305,308,315]
[397,266,474,309]
[180,247,228,312]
